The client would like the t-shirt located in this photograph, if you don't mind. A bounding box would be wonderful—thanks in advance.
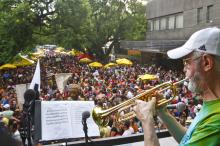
[180,99,220,146]
[0,110,14,118]
[122,129,133,136]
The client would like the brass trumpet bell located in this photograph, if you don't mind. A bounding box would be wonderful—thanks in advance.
[92,106,110,127]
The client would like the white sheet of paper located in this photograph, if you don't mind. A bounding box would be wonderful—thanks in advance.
[41,101,100,141]
[70,101,100,138]
[41,101,72,140]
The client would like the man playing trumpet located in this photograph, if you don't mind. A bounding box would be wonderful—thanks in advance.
[134,27,220,146]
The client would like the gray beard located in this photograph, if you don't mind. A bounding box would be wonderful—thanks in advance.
[187,71,203,94]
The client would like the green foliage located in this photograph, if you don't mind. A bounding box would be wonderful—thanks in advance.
[52,0,93,49]
[0,0,147,64]
[52,0,147,60]
[0,1,35,64]
[88,0,147,59]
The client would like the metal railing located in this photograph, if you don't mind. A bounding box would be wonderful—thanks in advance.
[43,130,171,146]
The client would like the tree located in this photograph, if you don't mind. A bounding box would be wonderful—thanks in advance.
[0,0,55,64]
[53,0,147,61]
[52,0,93,50]
[0,1,33,64]
[87,0,147,60]
[0,0,147,64]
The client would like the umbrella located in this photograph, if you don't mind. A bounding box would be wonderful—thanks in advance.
[55,47,64,52]
[70,49,83,56]
[54,50,61,53]
[116,58,133,65]
[12,54,35,67]
[30,50,45,59]
[79,58,92,63]
[0,64,17,70]
[138,74,158,80]
[32,52,42,56]
[89,62,103,68]
[77,54,92,60]
[104,62,117,68]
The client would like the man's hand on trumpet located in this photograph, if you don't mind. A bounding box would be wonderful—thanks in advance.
[133,97,160,146]
[133,97,157,123]
[133,90,168,123]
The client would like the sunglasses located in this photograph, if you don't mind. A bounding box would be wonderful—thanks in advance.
[183,56,201,66]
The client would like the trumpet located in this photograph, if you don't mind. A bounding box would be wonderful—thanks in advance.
[92,78,188,127]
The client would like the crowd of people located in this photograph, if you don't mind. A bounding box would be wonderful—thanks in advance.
[0,50,202,145]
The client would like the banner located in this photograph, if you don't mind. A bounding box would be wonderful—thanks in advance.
[55,73,72,93]
[15,83,30,109]
[127,50,141,56]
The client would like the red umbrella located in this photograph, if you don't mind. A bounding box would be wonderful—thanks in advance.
[77,54,93,60]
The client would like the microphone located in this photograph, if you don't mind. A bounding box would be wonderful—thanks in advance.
[166,102,186,112]
[82,111,90,122]
[82,111,90,146]
[23,89,36,117]
[24,89,36,106]
[22,89,36,146]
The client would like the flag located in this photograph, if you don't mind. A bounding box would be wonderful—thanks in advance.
[29,59,41,93]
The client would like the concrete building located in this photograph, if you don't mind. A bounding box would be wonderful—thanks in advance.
[120,0,220,65]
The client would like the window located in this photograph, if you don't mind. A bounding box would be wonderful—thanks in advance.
[207,5,213,23]
[148,20,153,31]
[153,20,156,30]
[197,7,203,24]
[176,14,183,28]
[168,16,175,29]
[149,13,183,31]
[154,19,160,30]
[160,17,167,30]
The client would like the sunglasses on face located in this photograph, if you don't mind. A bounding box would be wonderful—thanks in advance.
[183,56,201,66]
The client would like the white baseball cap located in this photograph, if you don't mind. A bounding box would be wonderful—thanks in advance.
[167,27,220,59]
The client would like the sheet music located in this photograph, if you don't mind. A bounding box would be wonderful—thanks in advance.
[41,101,72,140]
[41,101,100,141]
[70,101,100,138]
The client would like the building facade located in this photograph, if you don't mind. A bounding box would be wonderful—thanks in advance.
[120,0,220,64]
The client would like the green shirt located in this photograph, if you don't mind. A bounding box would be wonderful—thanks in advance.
[180,99,220,146]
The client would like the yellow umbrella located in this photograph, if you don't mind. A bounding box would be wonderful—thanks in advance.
[138,74,158,80]
[12,54,35,67]
[32,52,42,56]
[30,51,45,59]
[116,58,133,65]
[104,62,117,68]
[0,64,17,70]
[89,62,103,68]
[79,58,92,63]
[30,56,38,61]
[70,49,83,56]
[55,47,64,52]
[54,50,61,53]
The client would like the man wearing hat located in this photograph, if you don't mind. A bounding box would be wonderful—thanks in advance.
[67,84,84,101]
[0,104,14,119]
[134,27,220,146]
